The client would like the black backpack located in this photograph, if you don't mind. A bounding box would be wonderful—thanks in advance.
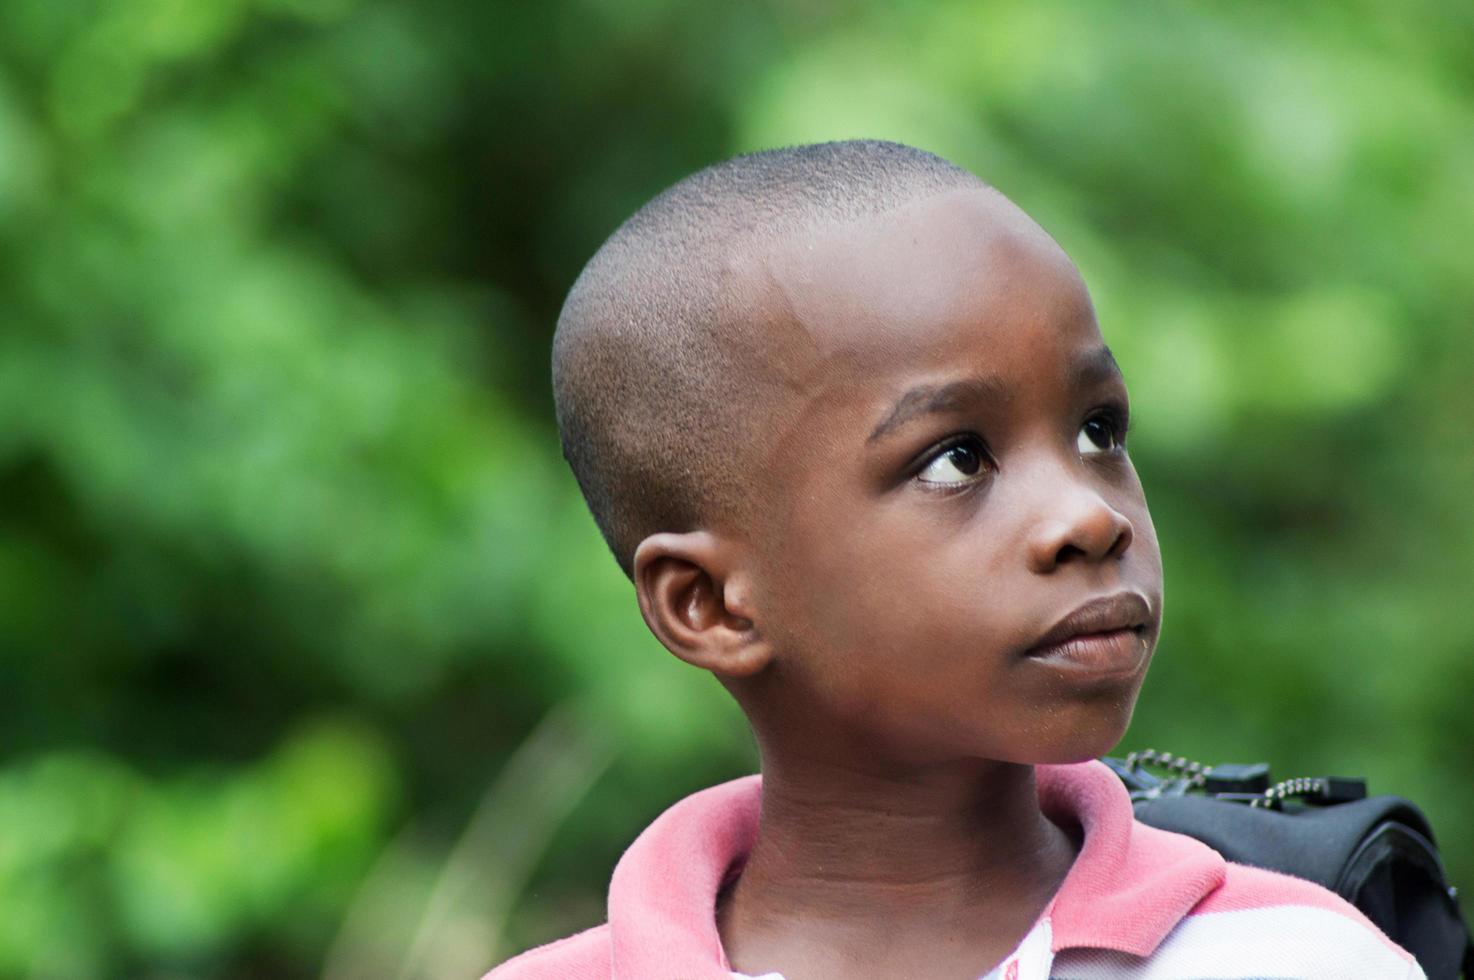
[1104,749,1472,980]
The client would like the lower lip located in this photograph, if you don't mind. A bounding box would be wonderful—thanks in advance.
[1025,628,1146,677]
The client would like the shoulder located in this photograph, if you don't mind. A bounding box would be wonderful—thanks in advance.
[1055,860,1425,979]
[481,924,612,980]
[1174,862,1422,977]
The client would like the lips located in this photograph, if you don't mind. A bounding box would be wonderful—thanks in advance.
[1025,592,1152,658]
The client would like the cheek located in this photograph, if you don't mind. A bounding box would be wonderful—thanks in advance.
[770,500,1013,704]
[782,494,942,633]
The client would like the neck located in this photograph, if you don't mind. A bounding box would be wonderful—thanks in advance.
[717,744,1077,977]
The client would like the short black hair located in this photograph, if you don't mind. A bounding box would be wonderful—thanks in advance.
[553,140,985,578]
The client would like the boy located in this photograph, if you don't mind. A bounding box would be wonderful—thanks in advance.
[488,141,1423,979]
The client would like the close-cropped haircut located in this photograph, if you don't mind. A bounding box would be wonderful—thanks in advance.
[553,139,985,578]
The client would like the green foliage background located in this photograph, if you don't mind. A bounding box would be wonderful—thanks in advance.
[1,1,1471,976]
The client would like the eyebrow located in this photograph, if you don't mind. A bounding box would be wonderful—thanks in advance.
[1070,344,1124,390]
[866,344,1124,445]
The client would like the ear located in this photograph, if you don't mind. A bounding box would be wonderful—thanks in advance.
[631,531,773,678]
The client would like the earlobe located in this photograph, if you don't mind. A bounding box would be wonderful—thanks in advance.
[632,532,773,678]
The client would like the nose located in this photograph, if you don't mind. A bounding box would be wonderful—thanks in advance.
[1026,481,1135,574]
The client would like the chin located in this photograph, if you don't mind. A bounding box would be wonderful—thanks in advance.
[1026,697,1140,766]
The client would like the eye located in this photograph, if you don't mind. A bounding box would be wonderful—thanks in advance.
[916,436,991,487]
[1077,412,1127,455]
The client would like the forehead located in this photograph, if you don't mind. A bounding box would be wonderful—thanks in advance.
[734,187,1102,426]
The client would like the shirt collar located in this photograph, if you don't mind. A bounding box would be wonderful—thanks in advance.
[607,761,1225,978]
[607,774,761,979]
[1037,761,1225,955]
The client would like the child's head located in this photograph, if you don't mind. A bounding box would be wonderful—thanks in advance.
[554,140,1163,772]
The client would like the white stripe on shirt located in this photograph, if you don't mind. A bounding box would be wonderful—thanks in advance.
[1052,904,1424,979]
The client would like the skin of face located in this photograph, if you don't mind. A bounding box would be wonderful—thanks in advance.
[712,186,1165,772]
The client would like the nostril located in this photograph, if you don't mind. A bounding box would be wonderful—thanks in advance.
[1053,541,1087,566]
[1108,516,1134,559]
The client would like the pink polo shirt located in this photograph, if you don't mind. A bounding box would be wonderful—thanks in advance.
[485,761,1423,979]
